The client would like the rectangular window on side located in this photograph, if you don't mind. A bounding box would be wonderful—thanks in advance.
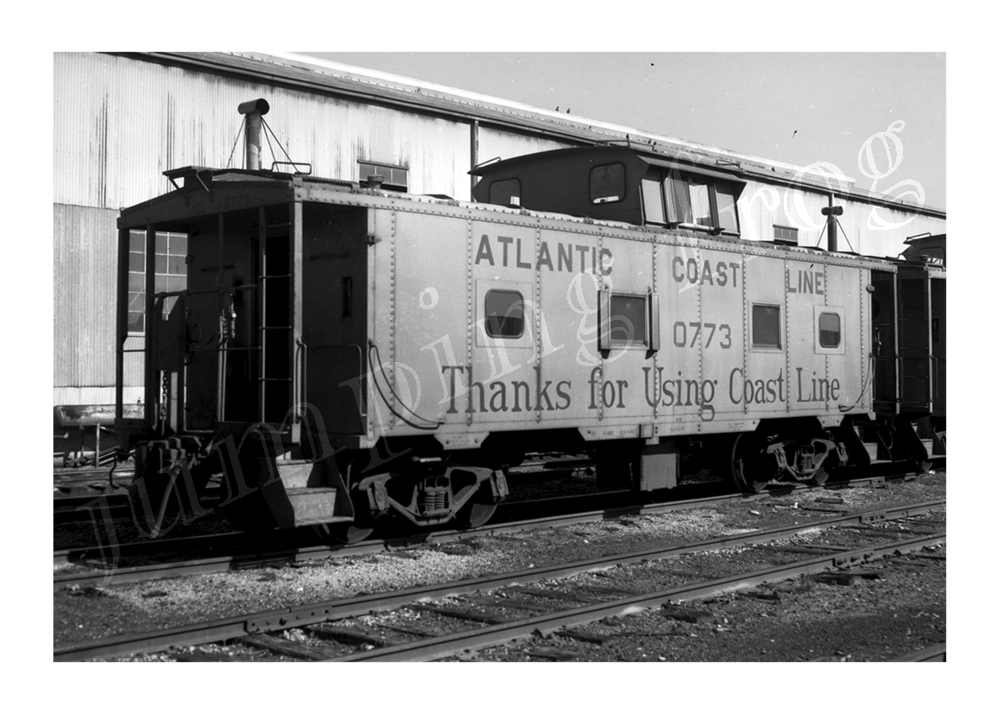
[818,312,841,348]
[484,289,524,339]
[642,177,665,224]
[609,294,648,347]
[590,163,625,204]
[752,304,782,349]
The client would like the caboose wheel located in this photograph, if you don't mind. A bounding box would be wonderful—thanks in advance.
[731,433,771,493]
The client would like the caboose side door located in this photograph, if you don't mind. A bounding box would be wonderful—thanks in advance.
[300,204,370,439]
[871,269,898,414]
[930,275,946,416]
[896,265,932,413]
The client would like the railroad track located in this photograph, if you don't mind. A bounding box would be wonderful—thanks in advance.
[54,498,944,661]
[54,476,895,590]
[54,491,223,526]
[892,643,946,662]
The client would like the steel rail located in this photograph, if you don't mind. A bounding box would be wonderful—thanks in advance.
[891,643,946,662]
[53,499,943,661]
[54,538,389,590]
[55,531,246,567]
[52,479,883,590]
[52,490,632,580]
[51,481,930,589]
[335,531,946,662]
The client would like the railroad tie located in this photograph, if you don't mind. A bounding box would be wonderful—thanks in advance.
[242,633,337,661]
[411,603,508,624]
[304,623,399,648]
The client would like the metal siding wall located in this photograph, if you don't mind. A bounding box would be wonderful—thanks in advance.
[53,204,118,393]
[737,180,831,249]
[55,53,473,209]
[54,53,477,401]
[737,178,945,258]
[477,127,575,166]
[837,203,945,259]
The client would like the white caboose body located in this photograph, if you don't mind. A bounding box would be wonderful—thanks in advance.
[116,143,941,541]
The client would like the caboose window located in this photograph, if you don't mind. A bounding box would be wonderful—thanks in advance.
[641,177,666,224]
[484,289,524,339]
[818,312,841,347]
[489,179,521,206]
[689,179,713,227]
[590,163,625,204]
[716,185,739,234]
[751,304,782,349]
[668,172,741,235]
[610,294,648,347]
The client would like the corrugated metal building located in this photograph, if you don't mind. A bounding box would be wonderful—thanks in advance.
[53,51,945,407]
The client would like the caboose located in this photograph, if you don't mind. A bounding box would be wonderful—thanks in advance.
[114,102,945,542]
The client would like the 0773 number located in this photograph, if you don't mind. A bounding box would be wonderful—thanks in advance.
[673,321,732,349]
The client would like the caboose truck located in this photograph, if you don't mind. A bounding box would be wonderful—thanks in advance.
[114,100,944,542]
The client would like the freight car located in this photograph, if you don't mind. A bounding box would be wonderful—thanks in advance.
[114,102,945,542]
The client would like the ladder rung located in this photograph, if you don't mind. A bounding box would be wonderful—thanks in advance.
[258,326,291,331]
[259,274,292,280]
[258,377,293,383]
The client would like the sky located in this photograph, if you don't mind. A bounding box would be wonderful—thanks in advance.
[308,53,945,211]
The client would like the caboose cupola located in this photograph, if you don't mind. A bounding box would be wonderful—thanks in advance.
[471,145,746,236]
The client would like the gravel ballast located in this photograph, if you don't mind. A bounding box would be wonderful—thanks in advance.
[54,470,946,661]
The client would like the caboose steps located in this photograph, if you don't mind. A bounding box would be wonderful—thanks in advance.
[284,486,348,527]
[271,459,324,489]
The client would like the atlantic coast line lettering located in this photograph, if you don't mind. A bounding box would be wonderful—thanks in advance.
[473,234,745,288]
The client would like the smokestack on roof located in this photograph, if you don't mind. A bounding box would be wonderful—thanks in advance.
[237,99,270,171]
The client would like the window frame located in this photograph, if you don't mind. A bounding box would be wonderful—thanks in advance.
[127,230,188,336]
[489,178,522,206]
[773,224,799,245]
[750,303,783,351]
[483,288,526,340]
[598,289,660,352]
[357,160,409,192]
[641,176,666,225]
[608,293,649,348]
[814,305,846,355]
[589,162,626,205]
[641,166,742,236]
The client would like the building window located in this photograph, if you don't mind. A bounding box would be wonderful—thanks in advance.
[489,178,521,206]
[609,294,648,346]
[818,312,841,348]
[484,289,524,338]
[773,225,798,245]
[751,304,782,349]
[590,163,625,204]
[128,230,188,334]
[358,161,408,191]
